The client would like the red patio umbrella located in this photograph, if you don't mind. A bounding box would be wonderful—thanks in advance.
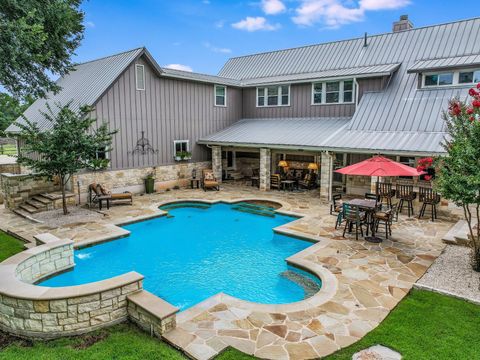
[334,155,425,177]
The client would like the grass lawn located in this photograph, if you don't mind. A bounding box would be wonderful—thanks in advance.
[0,144,16,156]
[0,231,25,262]
[0,230,479,359]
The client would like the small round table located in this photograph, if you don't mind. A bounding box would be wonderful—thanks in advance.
[281,180,295,191]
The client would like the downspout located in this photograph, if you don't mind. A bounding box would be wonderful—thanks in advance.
[327,151,333,202]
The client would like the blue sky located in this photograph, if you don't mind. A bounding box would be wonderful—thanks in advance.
[78,0,479,75]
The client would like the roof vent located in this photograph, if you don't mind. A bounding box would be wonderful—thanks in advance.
[393,15,413,32]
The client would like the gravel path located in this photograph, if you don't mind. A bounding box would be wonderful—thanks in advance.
[416,245,480,304]
[33,207,104,228]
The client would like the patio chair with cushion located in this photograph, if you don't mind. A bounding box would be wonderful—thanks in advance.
[202,169,220,191]
[373,203,397,239]
[250,168,260,188]
[298,173,317,189]
[98,184,133,203]
[365,192,382,210]
[89,183,133,210]
[330,194,344,229]
[342,203,367,241]
[270,174,281,190]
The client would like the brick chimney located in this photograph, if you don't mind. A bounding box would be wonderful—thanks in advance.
[393,15,413,32]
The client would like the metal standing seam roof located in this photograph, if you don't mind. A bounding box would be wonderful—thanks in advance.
[160,68,240,86]
[6,48,145,133]
[198,117,351,149]
[205,18,480,154]
[240,63,401,86]
[408,54,480,73]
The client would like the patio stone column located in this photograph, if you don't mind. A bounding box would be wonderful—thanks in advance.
[259,148,271,191]
[320,151,333,201]
[211,145,222,183]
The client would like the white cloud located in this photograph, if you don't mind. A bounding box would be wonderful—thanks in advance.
[204,42,232,54]
[292,0,410,28]
[202,0,210,4]
[164,64,193,72]
[360,0,410,10]
[232,16,281,32]
[261,0,286,15]
[85,21,95,28]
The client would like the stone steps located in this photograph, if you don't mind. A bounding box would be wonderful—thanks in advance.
[18,203,41,214]
[443,219,476,246]
[25,199,48,210]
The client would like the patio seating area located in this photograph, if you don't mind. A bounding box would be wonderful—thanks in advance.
[0,183,454,359]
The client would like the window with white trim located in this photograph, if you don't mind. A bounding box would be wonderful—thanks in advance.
[312,79,354,104]
[257,85,290,107]
[174,140,189,154]
[214,85,227,106]
[135,64,145,90]
[422,68,480,88]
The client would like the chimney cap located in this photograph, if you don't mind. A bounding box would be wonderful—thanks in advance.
[400,14,409,21]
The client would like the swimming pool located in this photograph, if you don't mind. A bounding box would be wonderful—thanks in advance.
[40,201,321,310]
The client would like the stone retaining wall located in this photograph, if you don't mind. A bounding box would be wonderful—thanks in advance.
[73,161,211,201]
[0,163,20,204]
[0,237,145,339]
[0,173,60,209]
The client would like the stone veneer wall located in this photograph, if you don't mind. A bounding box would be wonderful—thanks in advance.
[0,173,60,209]
[128,300,176,337]
[0,163,20,204]
[0,239,144,339]
[320,152,333,200]
[259,148,271,191]
[72,161,211,201]
[211,146,222,182]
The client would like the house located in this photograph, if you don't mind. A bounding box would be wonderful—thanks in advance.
[6,15,480,201]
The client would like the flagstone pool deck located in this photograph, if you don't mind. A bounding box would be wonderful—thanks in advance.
[0,185,453,359]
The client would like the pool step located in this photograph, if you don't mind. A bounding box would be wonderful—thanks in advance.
[232,206,275,217]
[232,202,276,217]
[280,270,321,298]
[160,202,211,211]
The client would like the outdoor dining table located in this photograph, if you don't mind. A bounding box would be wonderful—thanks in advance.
[346,198,384,243]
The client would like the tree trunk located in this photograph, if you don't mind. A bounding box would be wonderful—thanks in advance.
[61,176,68,215]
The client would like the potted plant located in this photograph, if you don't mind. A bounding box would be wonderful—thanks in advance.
[144,171,155,194]
[175,151,192,161]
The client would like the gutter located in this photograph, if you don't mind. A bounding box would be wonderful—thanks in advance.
[196,140,445,157]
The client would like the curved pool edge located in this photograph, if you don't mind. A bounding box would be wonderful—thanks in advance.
[0,236,145,338]
[0,197,338,340]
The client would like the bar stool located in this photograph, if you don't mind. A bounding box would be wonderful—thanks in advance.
[418,187,441,221]
[377,182,395,208]
[396,184,416,217]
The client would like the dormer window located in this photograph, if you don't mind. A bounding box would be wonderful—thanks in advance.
[312,79,354,104]
[423,72,453,87]
[135,64,145,90]
[214,85,227,107]
[421,68,480,88]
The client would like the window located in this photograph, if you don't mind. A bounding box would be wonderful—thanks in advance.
[135,64,145,90]
[424,72,453,87]
[257,85,290,107]
[398,156,415,179]
[214,85,227,106]
[174,140,189,154]
[459,70,480,84]
[96,147,108,160]
[312,79,355,104]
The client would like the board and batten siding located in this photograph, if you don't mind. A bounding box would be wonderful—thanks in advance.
[91,56,242,170]
[242,77,386,119]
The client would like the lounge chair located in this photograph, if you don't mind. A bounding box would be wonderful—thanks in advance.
[202,169,220,191]
[89,182,133,210]
[298,173,317,189]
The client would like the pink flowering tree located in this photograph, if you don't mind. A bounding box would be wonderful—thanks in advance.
[436,84,480,271]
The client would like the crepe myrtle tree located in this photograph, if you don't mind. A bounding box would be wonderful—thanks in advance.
[16,102,117,215]
[435,83,480,271]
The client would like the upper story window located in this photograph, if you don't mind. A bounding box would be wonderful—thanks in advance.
[257,85,290,107]
[214,85,227,107]
[135,64,145,90]
[422,68,480,88]
[424,72,453,87]
[312,79,354,104]
[459,69,480,84]
[174,140,189,153]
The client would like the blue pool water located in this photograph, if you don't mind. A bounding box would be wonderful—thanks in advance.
[40,202,320,310]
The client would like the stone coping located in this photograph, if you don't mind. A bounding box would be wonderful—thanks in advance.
[128,290,180,320]
[0,238,144,301]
